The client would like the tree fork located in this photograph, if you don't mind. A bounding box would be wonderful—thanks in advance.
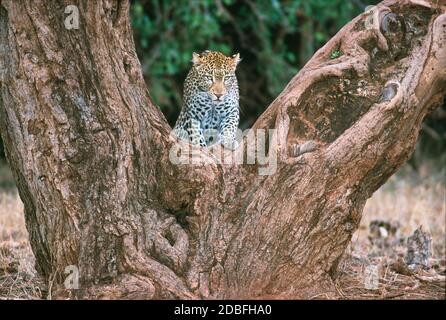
[0,0,444,299]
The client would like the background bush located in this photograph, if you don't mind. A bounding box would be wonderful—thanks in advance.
[131,0,380,127]
[0,0,444,165]
[130,0,445,166]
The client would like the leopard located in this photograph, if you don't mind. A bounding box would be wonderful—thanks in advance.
[172,50,241,150]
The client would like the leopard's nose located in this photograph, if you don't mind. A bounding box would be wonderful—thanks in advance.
[215,93,223,99]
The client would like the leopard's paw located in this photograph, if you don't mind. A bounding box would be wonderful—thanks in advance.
[221,139,239,151]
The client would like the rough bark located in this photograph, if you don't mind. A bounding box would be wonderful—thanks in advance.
[0,0,444,299]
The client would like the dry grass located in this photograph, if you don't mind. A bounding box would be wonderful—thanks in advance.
[338,163,445,300]
[356,164,445,258]
[0,162,444,300]
[335,255,445,300]
[0,191,45,299]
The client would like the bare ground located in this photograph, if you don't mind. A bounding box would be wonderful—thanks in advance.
[0,162,444,300]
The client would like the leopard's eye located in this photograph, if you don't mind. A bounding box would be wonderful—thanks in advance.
[197,76,212,91]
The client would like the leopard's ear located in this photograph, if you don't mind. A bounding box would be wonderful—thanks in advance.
[192,52,202,65]
[232,53,241,66]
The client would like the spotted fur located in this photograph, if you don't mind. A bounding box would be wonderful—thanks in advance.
[173,50,241,150]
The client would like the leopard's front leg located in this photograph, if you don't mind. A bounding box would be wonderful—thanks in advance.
[219,107,240,150]
[188,118,206,147]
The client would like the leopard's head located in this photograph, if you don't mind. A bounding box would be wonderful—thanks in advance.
[190,50,241,102]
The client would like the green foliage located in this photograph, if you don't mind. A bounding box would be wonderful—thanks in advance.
[130,0,376,127]
[330,49,343,59]
[0,1,443,165]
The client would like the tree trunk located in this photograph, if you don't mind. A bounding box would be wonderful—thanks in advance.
[0,0,444,299]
